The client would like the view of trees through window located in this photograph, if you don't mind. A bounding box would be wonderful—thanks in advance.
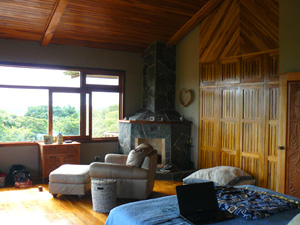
[0,104,119,142]
[0,65,122,143]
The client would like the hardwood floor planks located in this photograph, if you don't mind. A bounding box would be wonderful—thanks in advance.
[0,180,182,225]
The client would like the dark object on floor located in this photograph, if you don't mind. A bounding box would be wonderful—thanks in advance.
[38,186,43,192]
[160,164,175,173]
[5,165,32,188]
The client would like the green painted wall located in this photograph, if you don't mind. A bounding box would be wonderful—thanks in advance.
[280,0,300,73]
[176,25,200,168]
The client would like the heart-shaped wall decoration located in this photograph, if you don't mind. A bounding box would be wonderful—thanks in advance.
[178,89,194,107]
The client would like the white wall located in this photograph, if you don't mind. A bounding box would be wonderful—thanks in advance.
[0,39,143,177]
[176,26,200,169]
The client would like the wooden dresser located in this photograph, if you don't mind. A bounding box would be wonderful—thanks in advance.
[38,142,81,183]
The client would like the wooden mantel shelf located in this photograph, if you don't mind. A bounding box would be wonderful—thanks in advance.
[119,120,192,124]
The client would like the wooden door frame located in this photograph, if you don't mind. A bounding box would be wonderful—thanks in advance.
[278,72,300,193]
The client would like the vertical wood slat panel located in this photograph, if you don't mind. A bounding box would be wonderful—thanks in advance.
[242,123,260,154]
[221,122,236,151]
[220,151,236,166]
[199,149,217,168]
[241,55,264,83]
[267,51,279,81]
[268,161,277,191]
[222,89,237,118]
[199,88,219,169]
[202,91,215,117]
[265,85,279,191]
[201,121,215,148]
[219,58,240,84]
[241,156,260,185]
[241,85,263,186]
[243,89,261,119]
[220,87,239,167]
[200,62,217,85]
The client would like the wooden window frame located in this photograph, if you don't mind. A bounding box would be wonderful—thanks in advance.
[0,62,125,146]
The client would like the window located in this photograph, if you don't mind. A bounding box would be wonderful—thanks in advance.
[52,92,81,136]
[92,92,119,138]
[0,64,124,143]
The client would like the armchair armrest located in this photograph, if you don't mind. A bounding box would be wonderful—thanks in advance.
[105,154,128,164]
[89,162,148,179]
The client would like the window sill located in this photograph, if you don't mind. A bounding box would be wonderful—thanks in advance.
[0,138,118,147]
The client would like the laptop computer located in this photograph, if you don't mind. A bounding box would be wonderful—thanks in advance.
[176,182,235,224]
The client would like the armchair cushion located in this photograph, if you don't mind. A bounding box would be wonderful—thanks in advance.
[105,154,127,164]
[89,162,148,179]
[126,143,154,167]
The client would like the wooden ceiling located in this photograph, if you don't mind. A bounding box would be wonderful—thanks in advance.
[0,0,222,53]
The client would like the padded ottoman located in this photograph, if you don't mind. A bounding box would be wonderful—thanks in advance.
[49,164,91,197]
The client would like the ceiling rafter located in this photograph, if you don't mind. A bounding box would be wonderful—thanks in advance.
[167,0,224,46]
[41,0,69,47]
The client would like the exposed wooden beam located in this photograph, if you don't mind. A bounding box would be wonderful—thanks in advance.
[167,0,223,46]
[41,0,69,46]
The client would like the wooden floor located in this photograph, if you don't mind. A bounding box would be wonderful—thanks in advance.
[0,180,182,225]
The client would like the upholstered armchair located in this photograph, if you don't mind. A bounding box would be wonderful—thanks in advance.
[89,144,158,199]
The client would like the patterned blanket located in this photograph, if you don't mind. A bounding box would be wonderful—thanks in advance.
[216,186,300,220]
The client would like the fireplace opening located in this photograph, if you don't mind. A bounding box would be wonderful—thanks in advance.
[135,138,165,168]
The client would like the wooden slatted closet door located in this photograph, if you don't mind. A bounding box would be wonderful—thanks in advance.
[264,85,279,191]
[240,85,265,187]
[219,87,240,167]
[286,81,300,198]
[199,88,219,168]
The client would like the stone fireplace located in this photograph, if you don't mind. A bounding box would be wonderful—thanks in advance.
[118,42,193,171]
[135,138,165,167]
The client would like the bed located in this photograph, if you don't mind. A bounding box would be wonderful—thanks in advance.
[105,185,300,225]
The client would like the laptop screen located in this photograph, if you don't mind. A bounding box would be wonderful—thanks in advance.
[176,182,219,216]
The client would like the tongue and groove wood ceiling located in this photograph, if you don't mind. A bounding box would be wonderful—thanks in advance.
[0,0,221,53]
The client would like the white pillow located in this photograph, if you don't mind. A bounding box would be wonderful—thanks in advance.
[183,166,252,186]
[126,143,153,167]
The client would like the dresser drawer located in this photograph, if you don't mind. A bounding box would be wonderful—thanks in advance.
[45,164,60,177]
[45,156,60,165]
[44,145,78,155]
[64,155,79,164]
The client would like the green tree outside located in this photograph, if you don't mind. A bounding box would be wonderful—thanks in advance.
[0,104,119,142]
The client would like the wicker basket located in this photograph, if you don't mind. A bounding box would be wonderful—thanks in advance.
[91,179,117,213]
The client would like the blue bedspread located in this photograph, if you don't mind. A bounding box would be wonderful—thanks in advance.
[105,185,300,225]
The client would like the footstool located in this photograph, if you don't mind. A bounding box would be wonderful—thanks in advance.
[49,164,91,198]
